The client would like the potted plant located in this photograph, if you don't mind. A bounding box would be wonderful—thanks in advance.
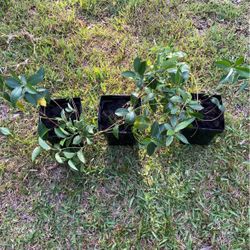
[39,97,82,143]
[181,57,249,145]
[98,95,141,145]
[116,49,249,151]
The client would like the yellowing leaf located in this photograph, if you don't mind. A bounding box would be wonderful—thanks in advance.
[37,97,47,107]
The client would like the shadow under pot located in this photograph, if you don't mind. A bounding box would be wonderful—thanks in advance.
[181,93,225,145]
[98,95,141,146]
[39,98,82,144]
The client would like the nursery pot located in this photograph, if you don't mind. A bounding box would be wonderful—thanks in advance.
[98,95,141,146]
[39,98,82,144]
[181,93,225,145]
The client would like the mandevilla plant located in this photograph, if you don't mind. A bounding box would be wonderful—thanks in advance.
[114,47,204,155]
[0,47,249,171]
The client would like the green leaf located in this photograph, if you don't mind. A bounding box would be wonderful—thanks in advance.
[115,108,129,117]
[28,68,45,85]
[38,137,51,150]
[235,57,244,66]
[170,95,182,103]
[134,116,150,130]
[63,151,75,159]
[211,97,225,112]
[38,121,49,138]
[73,135,82,145]
[125,111,136,124]
[134,57,141,72]
[174,118,195,132]
[170,116,177,127]
[138,61,147,76]
[10,86,23,105]
[54,127,67,138]
[77,150,86,164]
[32,146,42,162]
[147,142,157,156]
[167,129,175,136]
[122,71,137,79]
[112,125,119,139]
[176,133,189,144]
[86,125,95,134]
[25,84,38,94]
[235,66,250,79]
[24,93,37,106]
[55,153,65,164]
[215,59,232,69]
[86,137,92,145]
[68,160,78,171]
[166,136,174,146]
[0,127,12,136]
[5,78,20,89]
[189,103,204,111]
[151,121,160,138]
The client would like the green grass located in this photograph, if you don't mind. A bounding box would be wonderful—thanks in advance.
[0,0,249,249]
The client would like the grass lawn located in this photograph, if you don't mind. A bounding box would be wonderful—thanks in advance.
[0,0,249,249]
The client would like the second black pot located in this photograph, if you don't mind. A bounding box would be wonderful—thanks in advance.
[98,95,141,146]
[181,93,225,145]
[39,98,82,144]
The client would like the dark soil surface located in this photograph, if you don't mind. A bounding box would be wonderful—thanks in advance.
[40,98,82,129]
[193,94,224,130]
[100,97,131,132]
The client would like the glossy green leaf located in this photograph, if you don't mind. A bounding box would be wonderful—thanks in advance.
[5,78,20,89]
[24,93,37,106]
[55,153,64,163]
[86,137,92,145]
[170,95,182,103]
[38,137,51,150]
[54,127,67,138]
[112,124,119,139]
[166,136,174,146]
[68,160,78,171]
[10,86,23,105]
[122,71,136,79]
[73,135,82,145]
[0,127,12,136]
[167,129,175,136]
[28,68,45,85]
[215,59,232,69]
[115,108,129,117]
[176,133,189,144]
[125,111,136,124]
[63,151,75,159]
[32,146,41,162]
[77,150,86,164]
[38,121,49,138]
[134,57,141,72]
[138,61,147,76]
[147,142,157,156]
[174,118,195,132]
[189,103,204,111]
[134,116,150,130]
[151,121,160,138]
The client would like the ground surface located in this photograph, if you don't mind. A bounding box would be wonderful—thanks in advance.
[0,0,249,249]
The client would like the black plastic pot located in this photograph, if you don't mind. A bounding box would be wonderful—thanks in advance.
[98,95,141,146]
[181,93,225,145]
[39,98,82,144]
